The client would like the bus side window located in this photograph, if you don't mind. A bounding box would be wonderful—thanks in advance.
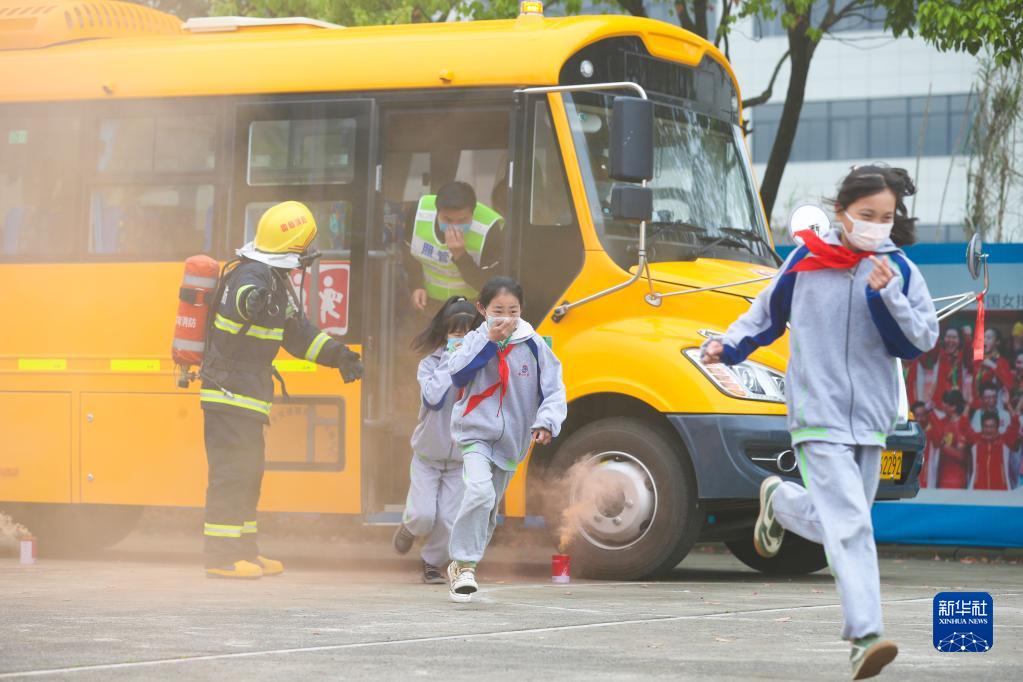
[247,118,357,187]
[0,116,79,258]
[530,102,573,227]
[89,114,218,258]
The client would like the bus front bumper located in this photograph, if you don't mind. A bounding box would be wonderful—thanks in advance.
[666,414,924,501]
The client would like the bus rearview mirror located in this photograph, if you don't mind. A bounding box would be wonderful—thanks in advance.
[610,184,653,222]
[966,233,984,280]
[609,97,654,183]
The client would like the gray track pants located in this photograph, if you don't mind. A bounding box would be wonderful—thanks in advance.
[772,441,883,640]
[403,456,464,567]
[448,451,514,565]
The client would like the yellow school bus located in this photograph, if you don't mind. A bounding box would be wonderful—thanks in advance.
[0,0,922,577]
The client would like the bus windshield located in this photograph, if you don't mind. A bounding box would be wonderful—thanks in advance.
[565,92,774,269]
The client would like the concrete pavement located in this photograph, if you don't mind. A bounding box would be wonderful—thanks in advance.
[0,532,1019,680]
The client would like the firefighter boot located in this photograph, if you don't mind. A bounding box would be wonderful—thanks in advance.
[255,555,284,576]
[206,560,263,580]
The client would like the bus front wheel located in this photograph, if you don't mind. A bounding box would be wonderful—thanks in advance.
[542,417,702,580]
[725,533,828,574]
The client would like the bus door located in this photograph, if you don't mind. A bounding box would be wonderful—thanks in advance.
[231,98,376,515]
[510,93,583,324]
[363,99,516,521]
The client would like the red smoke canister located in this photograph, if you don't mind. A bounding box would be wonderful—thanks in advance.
[19,535,36,565]
[551,553,570,583]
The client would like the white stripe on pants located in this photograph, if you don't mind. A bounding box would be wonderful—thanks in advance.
[772,441,883,640]
[402,456,465,567]
[448,451,513,565]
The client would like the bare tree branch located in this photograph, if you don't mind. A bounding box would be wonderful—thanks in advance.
[615,0,647,18]
[674,1,697,37]
[714,0,733,48]
[820,0,865,33]
[742,50,791,109]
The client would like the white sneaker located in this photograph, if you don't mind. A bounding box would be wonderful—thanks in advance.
[447,561,477,603]
[753,475,785,558]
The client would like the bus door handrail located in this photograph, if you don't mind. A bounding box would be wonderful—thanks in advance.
[515,82,656,322]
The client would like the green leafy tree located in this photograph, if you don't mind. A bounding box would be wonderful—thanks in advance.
[884,0,1022,67]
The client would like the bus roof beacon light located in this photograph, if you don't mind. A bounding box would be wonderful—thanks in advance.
[609,97,654,183]
[520,1,544,16]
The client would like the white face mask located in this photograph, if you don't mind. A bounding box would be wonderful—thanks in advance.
[843,212,893,251]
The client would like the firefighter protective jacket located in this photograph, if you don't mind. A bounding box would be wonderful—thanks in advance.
[200,259,350,423]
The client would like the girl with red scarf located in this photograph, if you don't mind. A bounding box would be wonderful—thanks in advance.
[445,277,566,603]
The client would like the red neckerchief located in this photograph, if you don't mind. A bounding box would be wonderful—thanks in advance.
[789,230,874,273]
[463,343,516,417]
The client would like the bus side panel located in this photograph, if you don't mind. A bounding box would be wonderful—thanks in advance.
[80,393,205,506]
[1,260,363,514]
[0,392,72,504]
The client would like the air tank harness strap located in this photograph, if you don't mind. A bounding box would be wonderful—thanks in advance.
[271,365,290,402]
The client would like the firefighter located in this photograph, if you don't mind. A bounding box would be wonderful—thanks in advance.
[200,201,363,579]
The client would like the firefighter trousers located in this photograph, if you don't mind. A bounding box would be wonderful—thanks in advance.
[202,409,265,568]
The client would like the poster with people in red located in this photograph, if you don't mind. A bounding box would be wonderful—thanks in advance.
[907,316,1023,493]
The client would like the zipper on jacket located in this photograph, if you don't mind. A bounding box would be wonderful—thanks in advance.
[844,264,859,437]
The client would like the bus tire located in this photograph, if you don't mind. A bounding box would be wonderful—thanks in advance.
[724,533,828,574]
[542,417,702,580]
[5,503,143,556]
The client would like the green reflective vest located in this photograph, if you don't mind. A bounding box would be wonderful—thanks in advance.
[410,195,502,300]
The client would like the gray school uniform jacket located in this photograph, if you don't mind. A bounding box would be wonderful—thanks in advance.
[409,348,461,464]
[448,320,568,472]
[716,229,939,447]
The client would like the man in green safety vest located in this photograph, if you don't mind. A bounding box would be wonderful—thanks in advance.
[405,181,503,313]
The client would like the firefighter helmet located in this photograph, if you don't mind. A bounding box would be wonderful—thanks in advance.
[255,201,318,254]
[237,201,318,268]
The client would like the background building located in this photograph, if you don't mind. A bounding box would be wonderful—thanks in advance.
[728,3,977,244]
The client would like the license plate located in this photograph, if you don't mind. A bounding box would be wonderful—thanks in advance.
[880,450,902,481]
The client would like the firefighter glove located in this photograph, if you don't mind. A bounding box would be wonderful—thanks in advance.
[337,347,363,383]
[244,287,272,318]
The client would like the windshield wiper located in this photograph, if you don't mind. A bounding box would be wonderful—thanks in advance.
[718,227,783,266]
[644,220,708,242]
[694,234,752,260]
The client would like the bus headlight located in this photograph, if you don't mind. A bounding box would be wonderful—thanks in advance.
[682,348,786,403]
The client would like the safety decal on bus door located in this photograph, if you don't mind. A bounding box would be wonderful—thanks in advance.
[290,262,350,336]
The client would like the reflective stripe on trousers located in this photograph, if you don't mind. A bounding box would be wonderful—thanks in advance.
[204,522,243,538]
[200,389,271,417]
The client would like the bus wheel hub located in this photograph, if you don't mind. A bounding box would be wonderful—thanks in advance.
[573,452,656,550]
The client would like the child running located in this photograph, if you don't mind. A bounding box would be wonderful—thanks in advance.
[702,166,939,679]
[393,296,479,583]
[445,276,567,603]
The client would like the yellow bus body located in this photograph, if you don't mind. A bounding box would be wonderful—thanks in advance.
[0,2,803,553]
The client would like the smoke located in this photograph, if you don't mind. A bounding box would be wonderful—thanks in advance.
[0,510,30,542]
[546,456,624,554]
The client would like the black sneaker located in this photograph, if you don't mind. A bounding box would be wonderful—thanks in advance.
[392,524,415,555]
[422,561,446,584]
